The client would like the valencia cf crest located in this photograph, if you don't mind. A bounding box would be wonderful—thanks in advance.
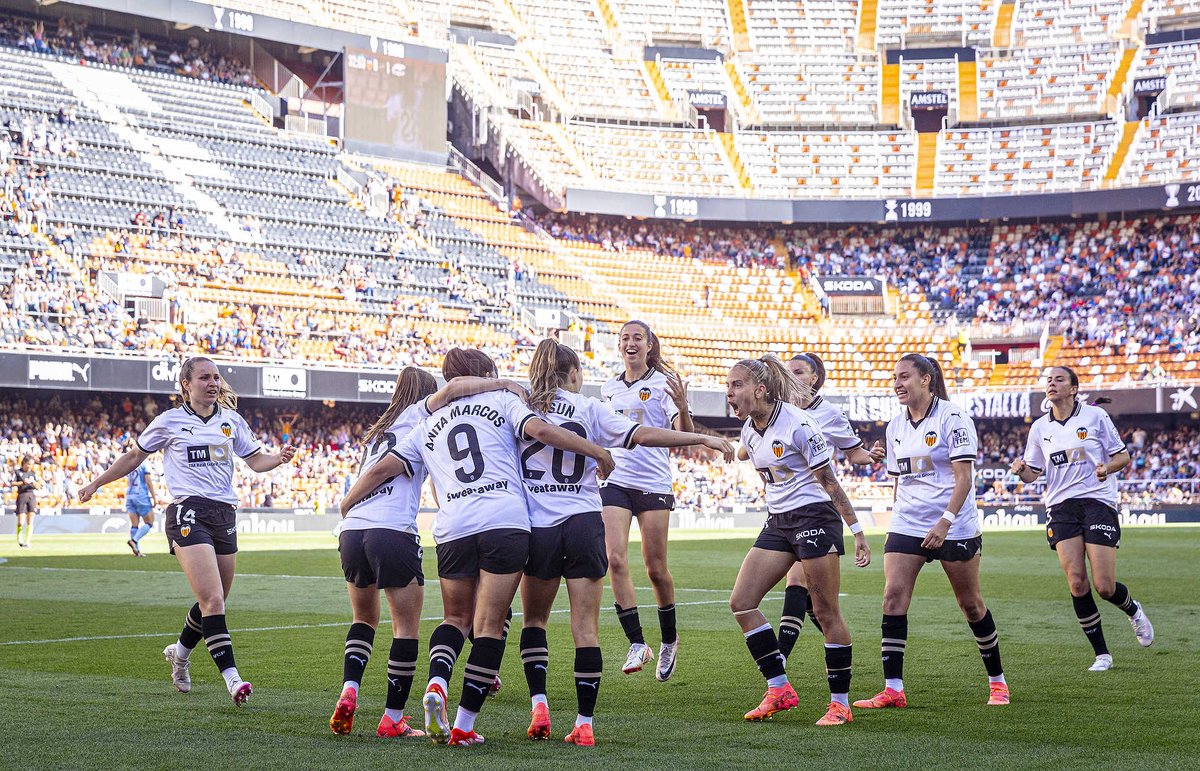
[221,422,233,438]
[924,431,937,447]
[1076,427,1088,440]
[771,440,785,459]
[1047,527,1054,539]
[638,387,652,402]
[181,526,191,538]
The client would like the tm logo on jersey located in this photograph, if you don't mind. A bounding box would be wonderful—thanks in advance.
[771,440,785,459]
[186,445,230,465]
[1049,448,1087,467]
[895,456,933,475]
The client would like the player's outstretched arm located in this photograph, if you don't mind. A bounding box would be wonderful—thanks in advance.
[243,445,297,473]
[631,426,734,461]
[79,447,150,502]
[340,453,411,517]
[428,377,527,411]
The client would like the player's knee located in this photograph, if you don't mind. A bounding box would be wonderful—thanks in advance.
[957,597,986,621]
[607,551,629,574]
[1067,574,1091,596]
[645,561,671,587]
[197,594,225,615]
[1093,578,1116,599]
[881,590,909,616]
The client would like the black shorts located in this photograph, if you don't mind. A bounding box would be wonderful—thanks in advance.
[1046,498,1121,550]
[436,528,529,579]
[165,497,238,555]
[753,502,845,561]
[16,492,37,516]
[339,528,424,589]
[600,483,675,515]
[525,511,608,581]
[885,532,982,563]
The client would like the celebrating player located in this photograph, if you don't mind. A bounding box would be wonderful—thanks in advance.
[601,320,691,680]
[79,357,296,705]
[13,457,39,548]
[331,367,528,739]
[1009,366,1153,671]
[727,356,870,727]
[347,348,614,747]
[854,353,1009,711]
[775,353,884,663]
[124,458,160,556]
[519,339,734,746]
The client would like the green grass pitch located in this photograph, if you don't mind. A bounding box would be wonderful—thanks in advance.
[1,528,1195,770]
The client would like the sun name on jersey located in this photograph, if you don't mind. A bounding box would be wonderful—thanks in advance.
[445,478,509,501]
[548,399,576,419]
[424,404,508,449]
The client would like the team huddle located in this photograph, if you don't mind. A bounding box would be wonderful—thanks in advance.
[77,320,1155,748]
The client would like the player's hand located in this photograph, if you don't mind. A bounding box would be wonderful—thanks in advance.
[921,517,951,550]
[1094,462,1108,482]
[279,445,297,464]
[78,482,97,503]
[666,371,689,411]
[1009,458,1027,476]
[853,532,871,567]
[499,379,531,404]
[704,435,735,462]
[867,441,885,464]
[594,448,615,480]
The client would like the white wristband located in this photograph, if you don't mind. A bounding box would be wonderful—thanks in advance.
[941,510,957,524]
[849,522,863,535]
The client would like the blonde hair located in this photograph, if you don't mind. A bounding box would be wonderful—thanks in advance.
[733,355,812,407]
[528,338,580,414]
[179,357,238,410]
[364,367,438,444]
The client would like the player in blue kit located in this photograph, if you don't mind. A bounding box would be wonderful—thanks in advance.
[124,462,160,556]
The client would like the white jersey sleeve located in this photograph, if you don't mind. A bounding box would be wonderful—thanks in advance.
[136,411,173,454]
[1022,420,1046,472]
[806,396,863,451]
[230,412,263,459]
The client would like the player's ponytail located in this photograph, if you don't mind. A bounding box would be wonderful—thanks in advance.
[624,320,679,380]
[179,356,238,410]
[900,353,950,401]
[364,367,438,445]
[528,338,580,414]
[735,356,812,407]
[442,348,498,380]
[790,352,827,393]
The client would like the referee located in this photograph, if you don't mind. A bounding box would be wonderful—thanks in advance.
[13,457,39,548]
[1010,366,1153,671]
[80,357,296,705]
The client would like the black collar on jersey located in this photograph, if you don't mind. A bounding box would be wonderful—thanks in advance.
[1048,400,1081,426]
[806,395,823,411]
[906,396,937,429]
[618,367,656,387]
[751,400,783,436]
[182,402,221,423]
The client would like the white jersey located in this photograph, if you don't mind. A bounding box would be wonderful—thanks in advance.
[343,401,431,534]
[885,397,980,539]
[520,388,640,527]
[395,390,537,543]
[741,401,834,514]
[136,404,261,506]
[600,369,681,494]
[805,395,863,452]
[1023,401,1126,508]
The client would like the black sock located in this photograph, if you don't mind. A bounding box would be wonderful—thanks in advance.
[744,624,786,681]
[1104,582,1138,617]
[615,604,644,645]
[1072,592,1109,656]
[658,604,677,645]
[969,609,1004,678]
[428,624,465,684]
[825,644,852,697]
[201,613,236,673]
[502,607,514,643]
[574,646,602,718]
[343,622,375,687]
[386,638,418,711]
[460,636,504,713]
[881,614,908,681]
[806,593,824,634]
[778,586,808,658]
[179,602,203,650]
[520,627,549,698]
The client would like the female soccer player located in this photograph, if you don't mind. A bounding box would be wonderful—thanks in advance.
[519,339,734,746]
[601,320,691,680]
[125,460,160,556]
[854,353,1009,711]
[727,356,870,727]
[775,353,884,662]
[331,367,528,738]
[13,457,39,548]
[344,348,614,747]
[79,357,296,704]
[1009,366,1153,671]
